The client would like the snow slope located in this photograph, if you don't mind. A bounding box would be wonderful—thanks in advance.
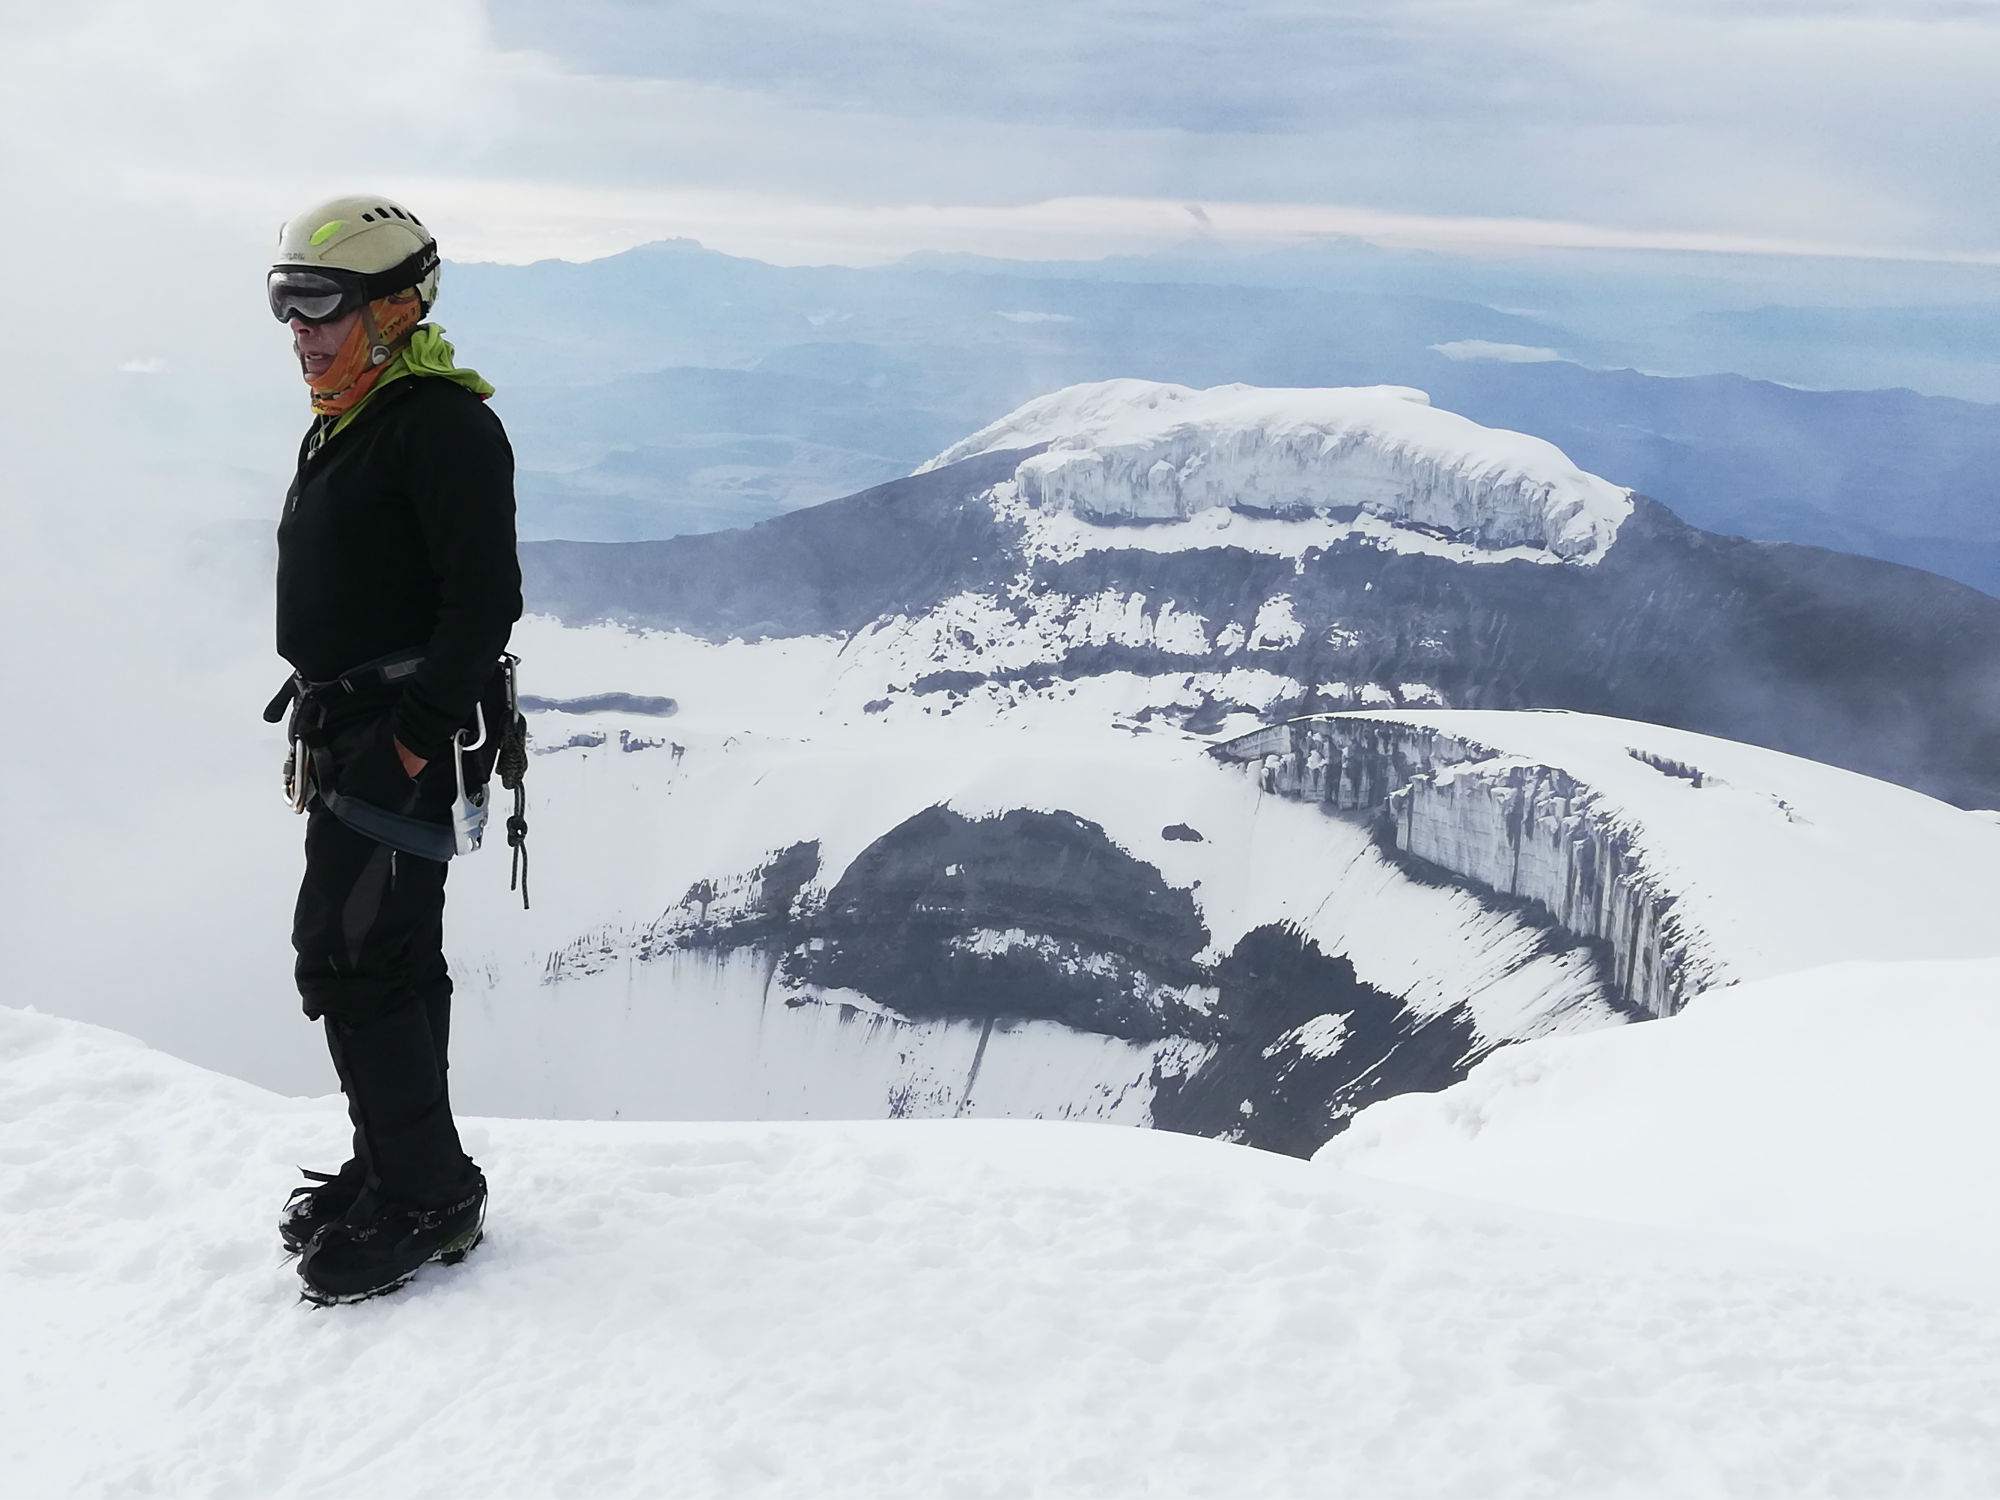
[438,620,1640,1136]
[1325,958,2000,1290]
[438,620,1624,1140]
[11,999,2000,1499]
[922,378,1634,560]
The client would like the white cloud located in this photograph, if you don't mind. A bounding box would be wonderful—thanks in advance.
[474,0,2000,256]
[7,0,2000,275]
[372,181,2000,270]
[1431,341,1563,365]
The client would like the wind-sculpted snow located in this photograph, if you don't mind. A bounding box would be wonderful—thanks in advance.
[1327,957,2000,1289]
[19,1000,2000,1497]
[1218,709,2000,1018]
[925,379,1635,561]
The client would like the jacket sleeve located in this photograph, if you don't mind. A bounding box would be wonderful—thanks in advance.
[390,389,524,762]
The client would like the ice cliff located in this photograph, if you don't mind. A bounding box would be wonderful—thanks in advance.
[1216,709,2000,1019]
[924,378,1634,560]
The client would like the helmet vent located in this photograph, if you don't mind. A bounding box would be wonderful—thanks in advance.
[361,212,375,222]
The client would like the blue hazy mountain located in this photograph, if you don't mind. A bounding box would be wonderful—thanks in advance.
[446,241,2000,595]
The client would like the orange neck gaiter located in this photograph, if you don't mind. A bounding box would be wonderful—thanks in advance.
[304,289,425,417]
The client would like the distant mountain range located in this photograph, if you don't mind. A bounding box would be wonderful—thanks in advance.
[444,240,2000,596]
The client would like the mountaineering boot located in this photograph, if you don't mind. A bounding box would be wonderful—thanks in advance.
[297,1173,487,1306]
[279,1160,365,1255]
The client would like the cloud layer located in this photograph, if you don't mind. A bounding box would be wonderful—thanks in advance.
[4,0,1999,268]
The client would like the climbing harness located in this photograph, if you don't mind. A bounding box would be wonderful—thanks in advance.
[266,650,532,905]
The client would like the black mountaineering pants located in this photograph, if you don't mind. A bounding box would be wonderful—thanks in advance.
[275,373,517,1217]
[293,786,479,1210]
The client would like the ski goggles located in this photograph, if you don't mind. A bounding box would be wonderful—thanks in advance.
[267,268,365,325]
[266,243,440,324]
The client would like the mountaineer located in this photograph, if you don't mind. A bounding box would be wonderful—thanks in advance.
[262,193,522,1305]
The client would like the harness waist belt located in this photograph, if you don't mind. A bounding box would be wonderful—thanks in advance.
[264,649,428,724]
[304,648,427,699]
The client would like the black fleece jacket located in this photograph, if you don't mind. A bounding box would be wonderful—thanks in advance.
[276,376,523,762]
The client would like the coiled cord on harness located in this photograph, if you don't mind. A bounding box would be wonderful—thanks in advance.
[497,707,530,909]
[493,653,531,909]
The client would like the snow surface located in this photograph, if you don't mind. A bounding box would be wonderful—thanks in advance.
[1326,958,2000,1291]
[13,998,2000,1499]
[923,379,1634,561]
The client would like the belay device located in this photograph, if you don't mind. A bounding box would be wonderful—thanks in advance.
[450,653,533,907]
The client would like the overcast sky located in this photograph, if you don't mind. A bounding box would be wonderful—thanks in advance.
[4,0,2000,274]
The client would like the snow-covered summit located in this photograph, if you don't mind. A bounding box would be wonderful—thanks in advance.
[922,379,1635,561]
[14,992,2000,1496]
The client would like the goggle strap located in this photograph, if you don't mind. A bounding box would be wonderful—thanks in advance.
[356,243,439,304]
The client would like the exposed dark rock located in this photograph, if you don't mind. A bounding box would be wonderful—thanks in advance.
[631,808,1498,1158]
[1161,824,1205,842]
[790,807,1209,1040]
[1149,924,1479,1157]
[652,841,823,955]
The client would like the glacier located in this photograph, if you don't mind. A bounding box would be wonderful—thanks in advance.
[923,378,1635,559]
